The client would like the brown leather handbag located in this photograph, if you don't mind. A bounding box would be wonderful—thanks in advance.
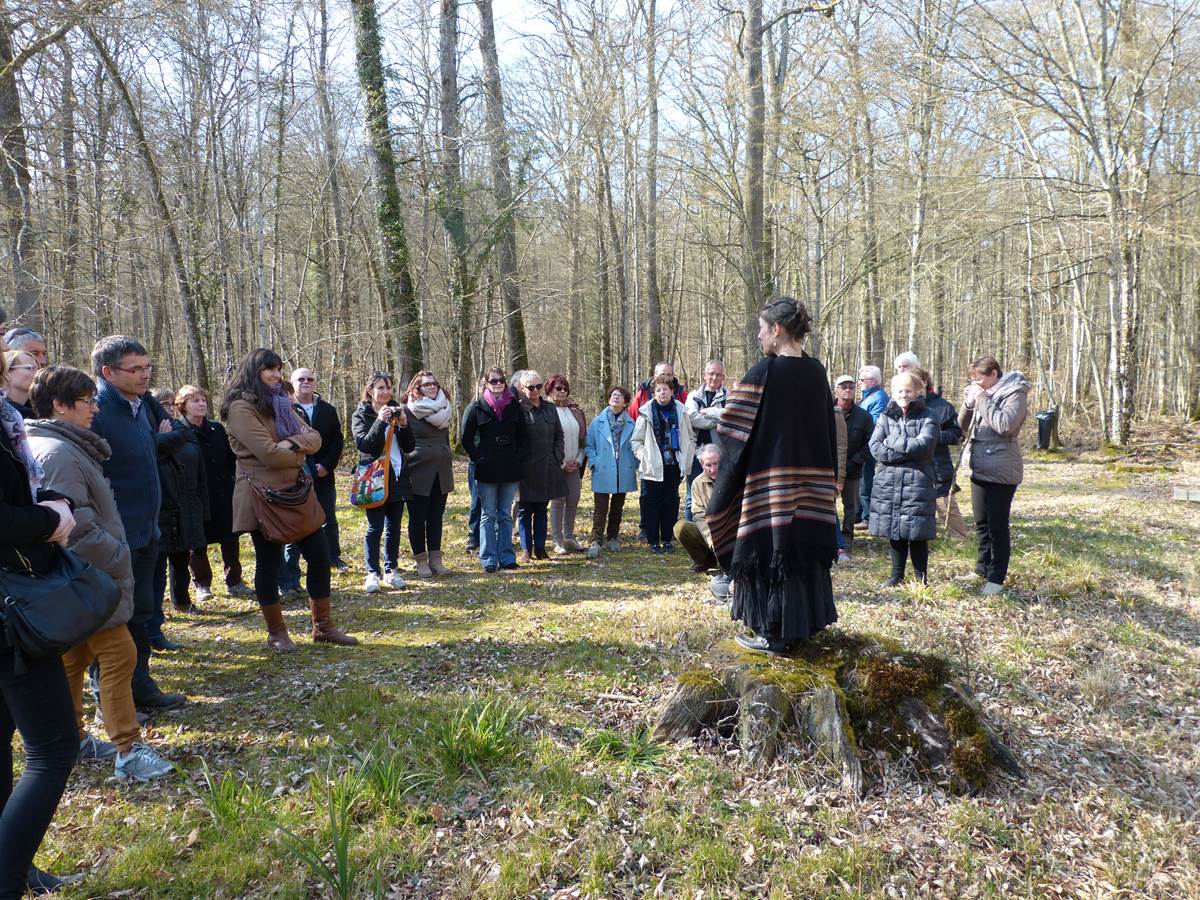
[244,471,326,544]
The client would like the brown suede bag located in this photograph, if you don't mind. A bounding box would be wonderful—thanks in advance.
[244,471,325,544]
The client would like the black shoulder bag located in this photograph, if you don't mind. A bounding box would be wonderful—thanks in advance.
[0,547,121,674]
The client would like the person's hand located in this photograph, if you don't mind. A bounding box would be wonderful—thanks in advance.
[158,418,172,433]
[39,499,76,545]
[393,408,407,427]
[315,464,328,477]
[963,383,983,409]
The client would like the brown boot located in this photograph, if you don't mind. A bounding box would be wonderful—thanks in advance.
[428,551,449,576]
[413,552,433,578]
[262,603,298,653]
[309,597,359,646]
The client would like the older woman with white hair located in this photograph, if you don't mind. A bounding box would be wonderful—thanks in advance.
[894,351,921,373]
[516,370,565,561]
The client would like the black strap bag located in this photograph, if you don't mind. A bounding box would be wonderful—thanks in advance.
[0,547,121,674]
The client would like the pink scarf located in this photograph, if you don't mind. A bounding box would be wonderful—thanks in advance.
[483,386,515,418]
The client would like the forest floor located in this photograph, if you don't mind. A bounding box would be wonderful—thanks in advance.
[35,424,1200,898]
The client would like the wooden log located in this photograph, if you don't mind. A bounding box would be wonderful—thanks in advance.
[653,671,737,741]
[798,685,864,797]
[737,682,791,766]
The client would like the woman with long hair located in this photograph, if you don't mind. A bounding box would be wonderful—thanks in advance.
[403,370,454,577]
[352,372,416,592]
[460,367,525,572]
[708,297,839,655]
[221,349,358,651]
[1,350,36,418]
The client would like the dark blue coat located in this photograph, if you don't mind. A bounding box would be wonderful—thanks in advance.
[91,380,184,550]
[867,399,938,541]
[924,391,962,497]
[839,402,875,480]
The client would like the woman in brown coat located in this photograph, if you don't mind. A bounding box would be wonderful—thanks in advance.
[220,349,357,652]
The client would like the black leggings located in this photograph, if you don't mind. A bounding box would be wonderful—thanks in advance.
[408,477,448,555]
[251,529,330,606]
[0,649,78,898]
[971,479,1018,584]
[889,539,929,581]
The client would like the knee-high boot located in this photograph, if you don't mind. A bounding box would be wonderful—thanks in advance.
[262,603,298,653]
[309,597,358,646]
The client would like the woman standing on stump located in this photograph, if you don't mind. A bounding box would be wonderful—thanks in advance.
[958,354,1030,597]
[222,349,358,651]
[708,297,839,655]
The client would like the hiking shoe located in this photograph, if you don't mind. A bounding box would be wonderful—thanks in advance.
[227,583,254,599]
[386,570,406,589]
[606,539,620,553]
[364,573,381,594]
[115,743,175,782]
[981,581,1006,596]
[193,585,212,602]
[78,733,118,762]
[586,542,601,559]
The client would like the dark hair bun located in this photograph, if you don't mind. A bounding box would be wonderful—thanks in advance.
[760,296,812,340]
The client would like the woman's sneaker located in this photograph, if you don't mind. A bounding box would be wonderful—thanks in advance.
[115,744,174,782]
[607,539,621,553]
[386,571,406,589]
[586,542,602,559]
[553,543,568,555]
[193,584,212,602]
[78,733,118,762]
[364,573,381,594]
[981,581,1006,596]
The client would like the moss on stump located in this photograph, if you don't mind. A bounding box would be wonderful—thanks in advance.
[654,629,1022,796]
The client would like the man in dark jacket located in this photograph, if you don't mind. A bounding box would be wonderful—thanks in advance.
[834,375,874,554]
[89,335,186,712]
[279,368,347,597]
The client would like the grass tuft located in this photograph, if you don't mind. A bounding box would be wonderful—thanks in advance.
[427,695,527,780]
[579,725,667,772]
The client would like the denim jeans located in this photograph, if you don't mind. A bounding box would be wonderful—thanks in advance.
[477,480,518,569]
[0,648,77,898]
[364,499,404,576]
[518,500,549,554]
[467,462,481,546]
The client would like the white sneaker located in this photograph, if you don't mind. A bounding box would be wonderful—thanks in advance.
[193,585,212,602]
[553,544,568,556]
[586,542,602,559]
[115,743,174,782]
[364,573,381,594]
[981,581,1006,596]
[386,571,406,589]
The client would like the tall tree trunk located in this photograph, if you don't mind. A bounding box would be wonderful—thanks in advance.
[59,42,81,358]
[89,30,208,387]
[0,14,38,320]
[742,0,766,358]
[643,0,662,364]
[476,0,528,370]
[349,0,422,382]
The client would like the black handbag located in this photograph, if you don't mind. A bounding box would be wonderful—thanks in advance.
[0,547,121,674]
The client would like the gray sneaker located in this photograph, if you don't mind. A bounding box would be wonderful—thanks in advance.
[586,542,602,559]
[78,733,118,762]
[606,539,621,553]
[115,743,175,782]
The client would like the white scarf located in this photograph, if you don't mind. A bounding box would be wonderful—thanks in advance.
[407,389,452,430]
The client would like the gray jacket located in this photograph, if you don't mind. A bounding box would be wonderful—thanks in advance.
[27,419,135,628]
[868,399,938,541]
[959,372,1030,486]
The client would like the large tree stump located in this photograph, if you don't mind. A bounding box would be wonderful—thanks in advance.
[654,630,1023,796]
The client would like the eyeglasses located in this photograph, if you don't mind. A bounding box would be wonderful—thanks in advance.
[487,378,506,385]
[112,363,154,376]
[551,386,568,393]
[75,397,100,409]
[296,376,315,383]
[525,383,543,391]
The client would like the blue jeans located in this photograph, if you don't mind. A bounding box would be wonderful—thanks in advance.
[364,499,404,576]
[467,462,481,547]
[477,480,518,569]
[518,500,549,554]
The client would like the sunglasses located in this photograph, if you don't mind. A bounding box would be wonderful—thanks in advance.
[487,378,506,385]
[296,376,315,383]
[525,383,543,391]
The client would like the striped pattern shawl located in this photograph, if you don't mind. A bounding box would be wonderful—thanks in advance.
[708,354,839,580]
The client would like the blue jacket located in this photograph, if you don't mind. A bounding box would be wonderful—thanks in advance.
[585,408,637,494]
[91,379,182,549]
[861,384,890,423]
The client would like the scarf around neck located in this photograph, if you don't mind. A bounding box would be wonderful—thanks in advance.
[408,389,452,430]
[269,384,305,439]
[483,386,515,419]
[0,395,43,495]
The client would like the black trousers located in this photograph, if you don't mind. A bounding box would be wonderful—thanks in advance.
[971,478,1018,584]
[252,528,331,606]
[0,648,77,899]
[408,482,448,555]
[889,538,929,580]
[640,463,682,545]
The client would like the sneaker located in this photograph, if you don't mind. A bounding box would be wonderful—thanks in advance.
[564,539,583,552]
[663,541,675,553]
[553,543,568,556]
[78,733,118,762]
[97,707,150,728]
[193,585,212,602]
[981,581,1006,596]
[364,573,381,594]
[484,564,499,574]
[26,866,84,895]
[649,544,663,555]
[586,542,602,559]
[227,583,254,599]
[115,743,175,782]
[837,549,850,564]
[606,539,621,553]
[150,634,183,652]
[386,570,406,589]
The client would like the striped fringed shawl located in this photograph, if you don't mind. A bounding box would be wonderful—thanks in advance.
[708,354,839,583]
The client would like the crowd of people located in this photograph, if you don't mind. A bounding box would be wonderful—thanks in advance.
[0,298,1030,897]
